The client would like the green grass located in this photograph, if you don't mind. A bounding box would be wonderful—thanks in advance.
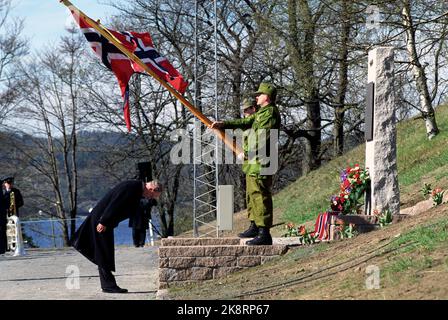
[380,216,448,283]
[275,104,448,225]
[386,256,433,274]
[390,217,448,252]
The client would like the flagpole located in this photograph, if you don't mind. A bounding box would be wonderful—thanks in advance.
[59,0,243,157]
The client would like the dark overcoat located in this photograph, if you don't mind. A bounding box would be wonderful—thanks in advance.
[73,180,143,271]
[0,193,6,254]
[2,187,24,217]
[128,198,157,230]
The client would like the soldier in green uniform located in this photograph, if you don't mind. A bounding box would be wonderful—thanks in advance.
[211,83,281,245]
[241,97,258,156]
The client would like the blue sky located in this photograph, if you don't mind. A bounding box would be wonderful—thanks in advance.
[12,0,120,51]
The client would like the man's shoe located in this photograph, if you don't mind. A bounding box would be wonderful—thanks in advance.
[102,286,128,293]
[238,221,259,238]
[246,227,272,245]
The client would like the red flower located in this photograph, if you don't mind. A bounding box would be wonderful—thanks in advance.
[298,225,307,236]
[343,180,351,190]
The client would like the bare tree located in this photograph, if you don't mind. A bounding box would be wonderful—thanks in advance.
[0,0,27,125]
[13,31,86,245]
[401,0,441,139]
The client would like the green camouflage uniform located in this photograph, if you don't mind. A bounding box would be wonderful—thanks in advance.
[223,97,281,228]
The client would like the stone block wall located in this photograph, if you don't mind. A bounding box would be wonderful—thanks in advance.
[158,238,288,289]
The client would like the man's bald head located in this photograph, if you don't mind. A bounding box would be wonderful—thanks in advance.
[143,180,162,199]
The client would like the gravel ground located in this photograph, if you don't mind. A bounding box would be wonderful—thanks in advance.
[0,246,159,300]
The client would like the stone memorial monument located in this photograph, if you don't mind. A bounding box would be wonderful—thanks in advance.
[365,47,400,215]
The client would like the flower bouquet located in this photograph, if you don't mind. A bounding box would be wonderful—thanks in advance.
[331,164,370,215]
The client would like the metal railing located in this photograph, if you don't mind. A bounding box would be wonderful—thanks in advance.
[16,216,159,249]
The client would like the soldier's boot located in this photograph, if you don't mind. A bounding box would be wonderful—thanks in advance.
[246,227,272,246]
[238,221,259,238]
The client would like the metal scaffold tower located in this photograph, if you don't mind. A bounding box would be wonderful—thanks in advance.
[193,0,219,237]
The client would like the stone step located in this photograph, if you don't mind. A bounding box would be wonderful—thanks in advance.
[159,244,288,258]
[161,237,241,247]
[158,239,289,289]
[161,237,303,247]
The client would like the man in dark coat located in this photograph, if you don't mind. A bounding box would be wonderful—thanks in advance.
[73,180,162,293]
[2,177,24,217]
[0,179,7,255]
[129,198,157,247]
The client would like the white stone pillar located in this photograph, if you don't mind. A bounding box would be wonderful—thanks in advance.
[365,47,400,215]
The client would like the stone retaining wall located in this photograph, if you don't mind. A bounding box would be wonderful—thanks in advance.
[158,238,288,289]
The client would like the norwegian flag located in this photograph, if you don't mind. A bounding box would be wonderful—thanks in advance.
[69,9,188,131]
[123,31,189,94]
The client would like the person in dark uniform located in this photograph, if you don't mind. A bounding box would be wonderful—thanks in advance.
[0,179,7,255]
[129,198,157,247]
[73,180,162,293]
[2,177,24,217]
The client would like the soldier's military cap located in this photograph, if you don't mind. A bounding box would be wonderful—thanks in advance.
[242,97,256,110]
[1,176,14,184]
[254,83,277,101]
[254,83,276,97]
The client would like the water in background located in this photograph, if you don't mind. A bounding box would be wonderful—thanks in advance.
[21,217,161,248]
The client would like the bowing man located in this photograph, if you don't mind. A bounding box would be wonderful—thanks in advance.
[73,180,162,293]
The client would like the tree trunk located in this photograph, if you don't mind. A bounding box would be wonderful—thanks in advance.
[60,219,70,247]
[333,107,345,156]
[333,0,350,156]
[68,58,79,244]
[287,0,322,174]
[303,93,322,173]
[165,166,182,236]
[402,3,439,139]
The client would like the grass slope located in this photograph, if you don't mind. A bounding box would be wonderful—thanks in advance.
[275,104,448,228]
[168,204,448,299]
[170,105,448,299]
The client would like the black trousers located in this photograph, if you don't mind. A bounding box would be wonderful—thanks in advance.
[98,266,117,289]
[132,228,146,247]
[0,221,6,254]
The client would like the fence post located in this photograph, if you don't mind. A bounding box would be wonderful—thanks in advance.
[51,217,56,248]
[148,219,154,246]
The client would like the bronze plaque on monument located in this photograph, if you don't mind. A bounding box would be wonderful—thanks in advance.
[365,82,375,141]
